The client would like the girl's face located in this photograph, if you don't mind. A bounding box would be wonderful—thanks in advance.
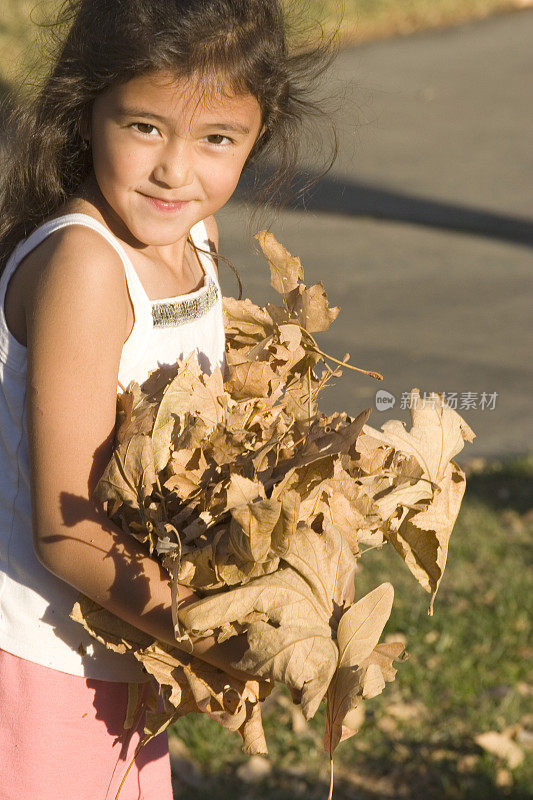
[88,71,263,249]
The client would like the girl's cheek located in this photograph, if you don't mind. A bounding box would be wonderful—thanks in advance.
[95,140,145,180]
[208,156,246,192]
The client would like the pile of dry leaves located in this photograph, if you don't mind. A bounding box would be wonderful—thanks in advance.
[71,232,475,794]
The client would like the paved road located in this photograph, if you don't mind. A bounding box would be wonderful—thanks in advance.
[217,9,533,466]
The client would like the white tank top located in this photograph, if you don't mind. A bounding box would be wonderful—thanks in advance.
[0,212,225,680]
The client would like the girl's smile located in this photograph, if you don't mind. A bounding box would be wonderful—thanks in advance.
[140,195,191,213]
[86,70,263,268]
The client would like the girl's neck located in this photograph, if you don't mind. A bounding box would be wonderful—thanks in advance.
[56,173,196,277]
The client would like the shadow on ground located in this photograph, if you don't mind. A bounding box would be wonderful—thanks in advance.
[235,164,533,248]
[463,453,533,515]
[173,736,532,800]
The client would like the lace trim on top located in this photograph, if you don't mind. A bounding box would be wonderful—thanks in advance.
[151,275,220,328]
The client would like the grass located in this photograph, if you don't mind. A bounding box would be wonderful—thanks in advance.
[170,453,533,799]
[304,0,530,44]
[0,0,530,89]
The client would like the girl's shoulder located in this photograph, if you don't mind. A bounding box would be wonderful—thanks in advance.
[6,211,130,349]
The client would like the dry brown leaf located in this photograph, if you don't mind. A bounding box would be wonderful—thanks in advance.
[226,360,282,401]
[179,527,355,719]
[255,231,304,294]
[223,296,274,346]
[93,433,157,511]
[152,356,224,471]
[387,461,467,610]
[71,595,153,654]
[363,390,475,609]
[285,282,340,333]
[364,388,475,487]
[324,583,395,754]
[230,499,282,563]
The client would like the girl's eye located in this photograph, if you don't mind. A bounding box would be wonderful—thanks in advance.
[131,122,159,137]
[205,134,234,147]
[129,125,233,146]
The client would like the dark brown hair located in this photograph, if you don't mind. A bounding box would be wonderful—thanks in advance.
[0,0,339,281]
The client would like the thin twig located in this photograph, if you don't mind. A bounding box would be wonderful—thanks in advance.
[307,365,312,427]
[312,344,383,380]
[293,324,383,380]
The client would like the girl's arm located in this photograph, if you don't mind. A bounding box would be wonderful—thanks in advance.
[24,225,252,680]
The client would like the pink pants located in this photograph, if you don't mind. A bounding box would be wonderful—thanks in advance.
[0,648,173,800]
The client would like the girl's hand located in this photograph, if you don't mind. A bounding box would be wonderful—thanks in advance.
[187,632,271,693]
[173,590,271,691]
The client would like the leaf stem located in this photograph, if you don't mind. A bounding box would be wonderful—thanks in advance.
[307,366,312,427]
[314,359,345,397]
[362,468,439,491]
[313,345,383,380]
[114,734,152,800]
[359,540,388,554]
[327,755,334,800]
[283,322,383,381]
[154,474,168,521]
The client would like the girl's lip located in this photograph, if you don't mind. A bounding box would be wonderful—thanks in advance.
[141,194,190,212]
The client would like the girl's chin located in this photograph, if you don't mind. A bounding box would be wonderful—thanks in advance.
[125,216,192,246]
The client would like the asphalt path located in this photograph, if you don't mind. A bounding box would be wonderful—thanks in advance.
[217,9,533,466]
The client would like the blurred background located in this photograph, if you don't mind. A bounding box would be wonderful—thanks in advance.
[1,1,532,798]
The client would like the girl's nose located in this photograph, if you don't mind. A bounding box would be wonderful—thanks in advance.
[152,138,193,188]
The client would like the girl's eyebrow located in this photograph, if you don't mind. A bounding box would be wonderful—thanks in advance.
[118,106,250,134]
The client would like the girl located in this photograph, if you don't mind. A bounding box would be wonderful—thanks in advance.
[0,0,336,797]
